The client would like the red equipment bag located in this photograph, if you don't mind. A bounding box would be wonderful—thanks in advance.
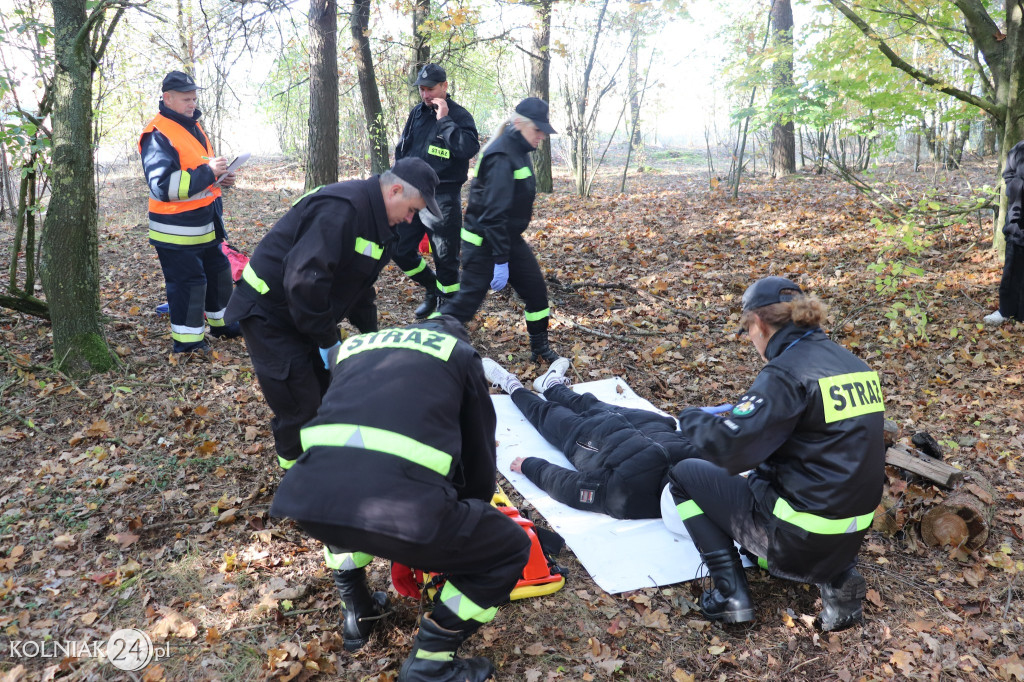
[219,242,249,283]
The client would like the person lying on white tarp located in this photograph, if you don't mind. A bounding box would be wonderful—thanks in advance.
[483,357,704,520]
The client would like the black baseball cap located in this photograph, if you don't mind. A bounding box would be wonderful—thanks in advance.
[390,157,441,218]
[414,64,447,87]
[741,276,803,312]
[162,71,201,93]
[515,97,557,134]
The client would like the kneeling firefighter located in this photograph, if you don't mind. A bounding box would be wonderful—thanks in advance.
[663,277,885,631]
[270,315,530,681]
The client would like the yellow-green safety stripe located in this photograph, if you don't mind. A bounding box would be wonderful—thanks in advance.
[675,499,703,522]
[524,308,550,322]
[300,424,453,476]
[334,328,458,364]
[242,262,270,294]
[176,170,192,200]
[461,228,483,246]
[354,237,384,260]
[403,258,428,277]
[818,371,885,424]
[513,166,532,179]
[427,145,450,159]
[322,547,373,570]
[292,184,325,206]
[148,229,217,246]
[436,281,459,294]
[438,581,498,623]
[772,497,874,534]
[171,331,204,343]
[278,455,296,470]
[415,650,455,662]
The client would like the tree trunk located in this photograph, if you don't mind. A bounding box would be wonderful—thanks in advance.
[351,0,389,174]
[530,0,553,194]
[627,9,642,152]
[995,1,1024,253]
[41,0,115,375]
[411,0,430,100]
[770,0,795,176]
[305,0,339,189]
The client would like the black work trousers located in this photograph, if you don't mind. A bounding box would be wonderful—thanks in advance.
[299,497,530,629]
[438,233,550,334]
[155,243,232,352]
[667,458,770,559]
[513,384,639,459]
[391,191,463,296]
[998,238,1024,320]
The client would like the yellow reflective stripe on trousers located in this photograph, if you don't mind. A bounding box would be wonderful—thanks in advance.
[772,497,873,534]
[675,499,703,522]
[818,370,885,424]
[436,281,459,294]
[415,650,455,662]
[278,455,296,470]
[242,262,270,294]
[438,581,498,624]
[354,237,384,260]
[524,308,550,322]
[334,328,458,364]
[322,547,373,570]
[403,258,428,277]
[461,227,483,246]
[300,424,453,476]
[513,166,532,180]
[148,228,217,246]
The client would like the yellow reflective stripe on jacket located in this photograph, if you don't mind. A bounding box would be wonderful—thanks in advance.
[242,262,270,294]
[354,237,384,260]
[300,424,453,476]
[334,328,458,364]
[403,258,428,277]
[461,227,483,246]
[322,547,373,570]
[513,166,532,180]
[438,581,498,623]
[772,497,874,534]
[675,500,703,522]
[818,371,884,424]
[148,229,218,246]
[278,455,296,470]
[524,308,550,322]
[427,145,450,159]
[292,184,325,207]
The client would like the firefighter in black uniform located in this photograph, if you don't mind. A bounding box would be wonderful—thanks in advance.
[482,357,699,519]
[438,97,562,363]
[393,63,480,318]
[224,158,441,472]
[270,316,531,682]
[663,277,885,631]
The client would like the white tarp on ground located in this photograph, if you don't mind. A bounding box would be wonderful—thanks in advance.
[492,377,704,595]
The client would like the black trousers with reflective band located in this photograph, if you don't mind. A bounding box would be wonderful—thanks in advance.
[391,191,463,291]
[998,238,1024,320]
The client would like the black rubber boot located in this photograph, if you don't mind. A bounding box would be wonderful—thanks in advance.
[815,566,867,632]
[699,547,755,624]
[415,292,439,319]
[529,331,561,363]
[397,615,494,682]
[333,568,389,652]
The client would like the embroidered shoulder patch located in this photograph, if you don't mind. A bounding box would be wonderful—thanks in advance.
[731,394,764,418]
[579,489,596,504]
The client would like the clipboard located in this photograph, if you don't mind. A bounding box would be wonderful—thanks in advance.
[217,152,250,183]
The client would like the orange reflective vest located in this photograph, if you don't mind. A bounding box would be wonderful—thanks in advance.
[139,114,222,245]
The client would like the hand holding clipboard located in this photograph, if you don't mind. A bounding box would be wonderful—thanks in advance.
[217,152,250,185]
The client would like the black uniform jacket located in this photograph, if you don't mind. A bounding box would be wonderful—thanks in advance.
[1004,141,1024,244]
[521,406,697,520]
[395,96,479,194]
[225,178,394,348]
[462,126,537,264]
[678,324,885,582]
[269,318,498,545]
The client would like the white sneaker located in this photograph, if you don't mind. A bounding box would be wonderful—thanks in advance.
[983,310,1007,325]
[482,358,523,394]
[534,357,572,393]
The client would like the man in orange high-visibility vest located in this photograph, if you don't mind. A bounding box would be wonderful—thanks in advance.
[139,71,242,356]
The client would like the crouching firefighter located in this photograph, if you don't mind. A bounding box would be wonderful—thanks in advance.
[662,277,885,632]
[270,316,531,681]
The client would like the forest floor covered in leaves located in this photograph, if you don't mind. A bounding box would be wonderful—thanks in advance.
[0,150,1022,681]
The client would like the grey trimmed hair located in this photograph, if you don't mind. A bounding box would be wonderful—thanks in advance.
[379,170,420,199]
[479,111,537,158]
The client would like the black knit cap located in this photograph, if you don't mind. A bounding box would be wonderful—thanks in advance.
[162,71,201,93]
[515,97,557,134]
[390,157,441,218]
[741,276,803,312]
[414,64,447,87]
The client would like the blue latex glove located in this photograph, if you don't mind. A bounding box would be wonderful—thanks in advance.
[700,403,734,415]
[490,262,509,291]
[319,341,341,369]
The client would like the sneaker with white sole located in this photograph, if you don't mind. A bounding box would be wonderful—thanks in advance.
[482,358,523,394]
[983,310,1007,325]
[534,357,572,393]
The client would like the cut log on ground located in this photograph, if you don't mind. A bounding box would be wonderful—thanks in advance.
[919,487,991,551]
